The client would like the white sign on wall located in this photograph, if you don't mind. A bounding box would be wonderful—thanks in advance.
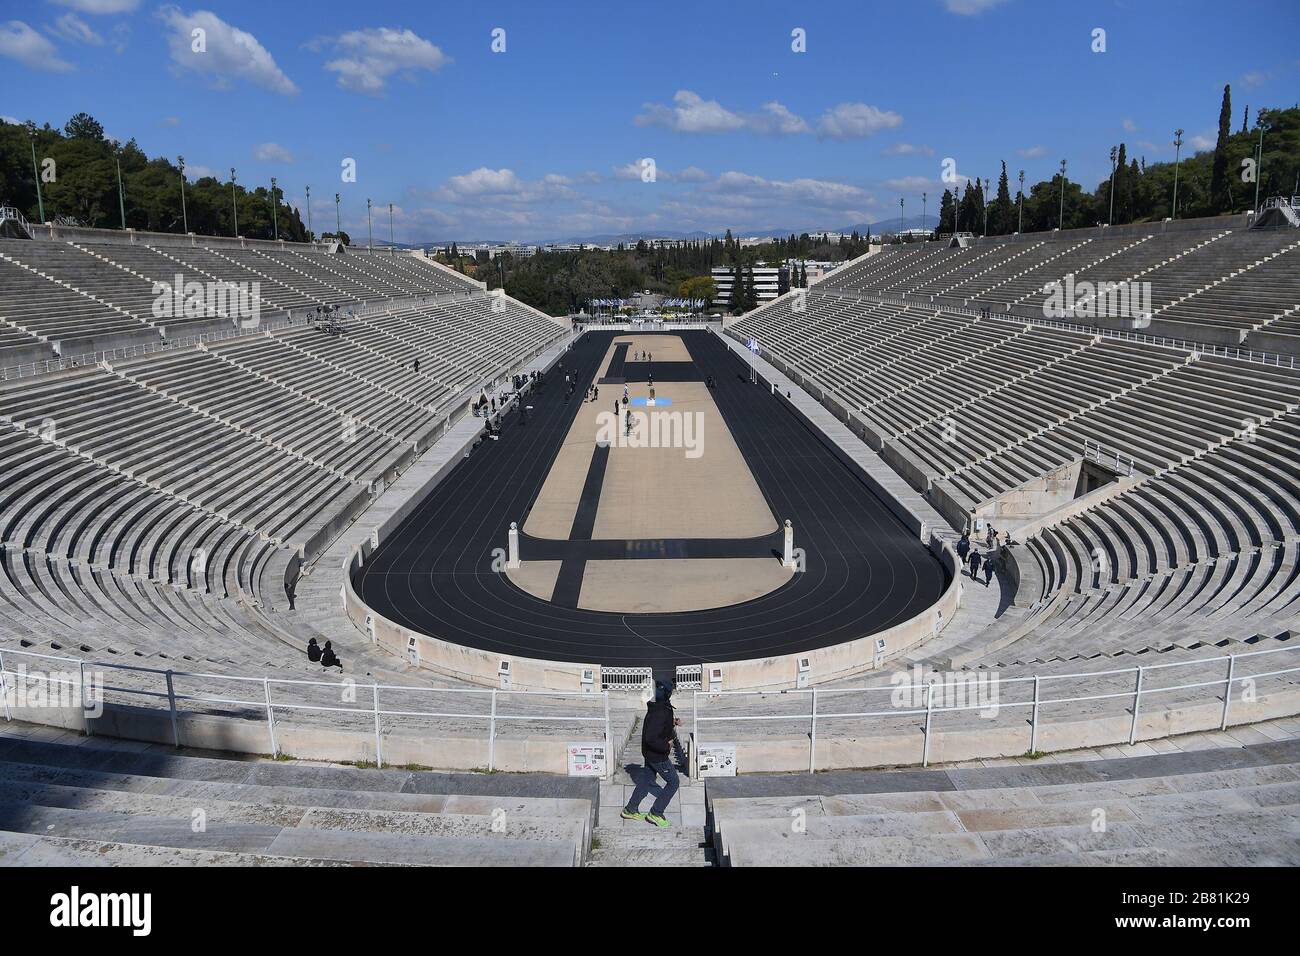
[697,743,737,777]
[567,743,606,777]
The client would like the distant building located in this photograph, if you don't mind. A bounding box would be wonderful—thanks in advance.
[786,259,839,283]
[711,265,786,307]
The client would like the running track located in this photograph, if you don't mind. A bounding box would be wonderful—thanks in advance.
[353,330,950,670]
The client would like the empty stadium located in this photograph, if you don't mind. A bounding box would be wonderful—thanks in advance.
[1,1,1298,882]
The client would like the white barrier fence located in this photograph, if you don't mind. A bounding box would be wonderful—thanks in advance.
[0,647,612,778]
[691,643,1300,776]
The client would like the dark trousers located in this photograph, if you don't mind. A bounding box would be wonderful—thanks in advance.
[626,758,680,816]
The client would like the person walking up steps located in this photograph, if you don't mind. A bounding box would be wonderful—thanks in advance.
[622,681,680,827]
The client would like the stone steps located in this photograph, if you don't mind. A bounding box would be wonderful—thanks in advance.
[705,739,1300,866]
[0,734,599,866]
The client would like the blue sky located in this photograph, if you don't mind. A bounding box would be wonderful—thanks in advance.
[3,0,1298,241]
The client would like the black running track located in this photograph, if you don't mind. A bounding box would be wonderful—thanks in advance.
[353,330,949,670]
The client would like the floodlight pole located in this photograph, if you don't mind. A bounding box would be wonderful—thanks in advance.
[921,191,927,233]
[115,152,126,230]
[899,196,904,237]
[29,131,45,224]
[230,167,238,237]
[305,184,312,241]
[983,178,989,236]
[1057,159,1068,230]
[1171,129,1184,219]
[388,202,394,250]
[1017,169,1025,233]
[1253,123,1269,213]
[271,176,278,240]
[334,192,341,239]
[1107,146,1117,226]
[178,155,188,233]
[366,198,373,251]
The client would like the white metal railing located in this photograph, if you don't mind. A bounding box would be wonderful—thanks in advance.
[1083,438,1137,476]
[690,643,1300,776]
[0,647,612,778]
[0,205,31,237]
[0,310,300,381]
[1259,195,1300,213]
[600,666,653,691]
[782,288,1299,370]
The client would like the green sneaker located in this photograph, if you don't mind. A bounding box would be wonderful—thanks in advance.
[645,813,672,828]
[620,808,645,821]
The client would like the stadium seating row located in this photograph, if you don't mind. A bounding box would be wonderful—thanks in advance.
[0,237,480,366]
[817,227,1300,349]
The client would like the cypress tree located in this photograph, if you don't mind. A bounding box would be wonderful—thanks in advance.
[1210,84,1232,212]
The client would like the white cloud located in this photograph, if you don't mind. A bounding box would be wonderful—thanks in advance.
[752,101,810,135]
[1,115,22,125]
[816,102,903,139]
[635,90,749,133]
[612,161,711,183]
[1240,70,1270,89]
[161,115,180,127]
[434,167,574,204]
[0,20,74,71]
[884,142,934,156]
[944,0,1011,14]
[186,163,218,180]
[1122,118,1137,132]
[318,27,450,94]
[1190,134,1214,150]
[253,142,294,163]
[48,12,102,45]
[635,90,899,140]
[157,6,297,95]
[50,0,139,12]
[709,170,870,208]
[1017,145,1047,159]
[884,176,934,192]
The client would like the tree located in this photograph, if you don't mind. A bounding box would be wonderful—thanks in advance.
[1210,84,1232,213]
[64,112,105,141]
[990,162,1014,235]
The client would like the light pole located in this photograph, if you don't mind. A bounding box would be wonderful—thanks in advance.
[366,198,373,251]
[899,196,904,239]
[1252,122,1270,213]
[982,178,989,236]
[270,176,278,240]
[1017,169,1025,233]
[334,192,341,239]
[114,148,126,230]
[1171,129,1184,219]
[388,201,394,251]
[921,191,927,234]
[1107,146,1118,226]
[178,155,188,233]
[29,129,45,224]
[305,185,311,242]
[1057,159,1068,230]
[230,167,238,237]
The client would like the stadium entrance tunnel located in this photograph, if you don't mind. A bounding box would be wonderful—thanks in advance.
[349,330,956,691]
[949,454,1135,541]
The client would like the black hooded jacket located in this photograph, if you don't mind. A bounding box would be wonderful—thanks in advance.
[641,697,676,763]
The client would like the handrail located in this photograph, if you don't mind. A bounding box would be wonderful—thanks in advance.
[690,642,1300,774]
[0,645,612,778]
